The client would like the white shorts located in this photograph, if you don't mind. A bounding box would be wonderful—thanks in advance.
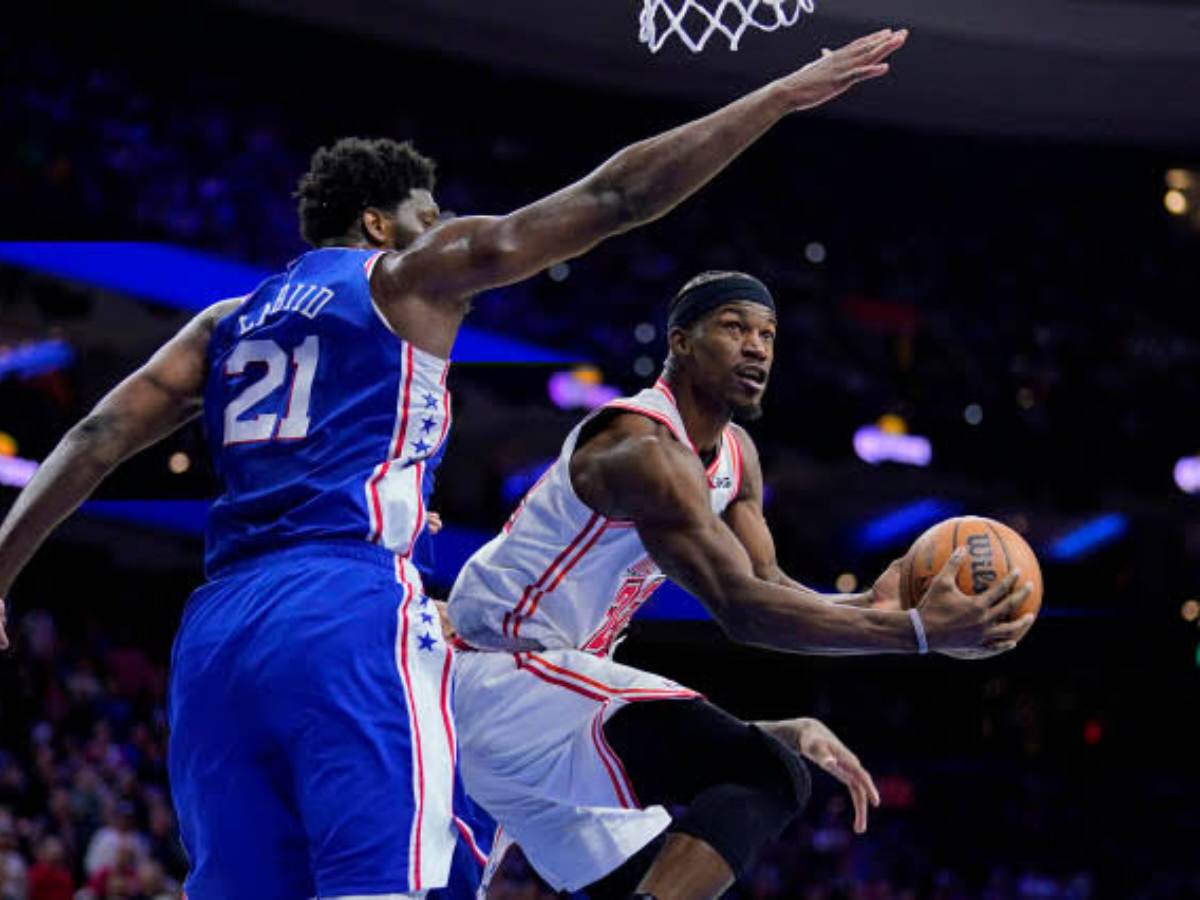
[453,648,698,891]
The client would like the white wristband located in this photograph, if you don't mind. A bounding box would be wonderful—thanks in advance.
[908,608,928,655]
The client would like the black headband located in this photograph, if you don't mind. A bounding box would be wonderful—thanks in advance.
[667,274,775,331]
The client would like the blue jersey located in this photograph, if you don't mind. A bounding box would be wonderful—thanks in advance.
[202,247,452,576]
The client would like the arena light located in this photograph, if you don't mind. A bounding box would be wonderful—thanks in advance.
[1174,456,1200,493]
[1165,169,1195,191]
[1164,190,1189,216]
[547,368,620,411]
[0,242,579,364]
[853,425,932,467]
[1047,513,1128,561]
[0,340,75,381]
[856,499,960,551]
[0,455,38,489]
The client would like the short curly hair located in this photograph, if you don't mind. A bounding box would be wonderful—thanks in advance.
[294,137,437,247]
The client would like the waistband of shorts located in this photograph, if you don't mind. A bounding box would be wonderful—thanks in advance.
[206,538,402,580]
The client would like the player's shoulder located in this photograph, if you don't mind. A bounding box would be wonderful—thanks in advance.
[726,422,760,463]
[578,407,684,459]
[574,408,700,495]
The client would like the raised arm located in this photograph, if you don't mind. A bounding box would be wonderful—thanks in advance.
[723,426,895,608]
[0,299,239,643]
[377,29,908,304]
[572,414,1030,655]
[721,425,876,607]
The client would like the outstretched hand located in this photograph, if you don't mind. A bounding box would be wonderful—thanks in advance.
[779,28,909,112]
[764,718,880,834]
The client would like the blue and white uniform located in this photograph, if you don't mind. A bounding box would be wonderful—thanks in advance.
[167,247,464,899]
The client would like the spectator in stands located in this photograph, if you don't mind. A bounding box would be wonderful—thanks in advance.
[27,837,71,900]
[83,802,145,879]
[0,817,26,900]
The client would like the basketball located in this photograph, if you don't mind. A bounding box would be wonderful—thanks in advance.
[898,516,1043,620]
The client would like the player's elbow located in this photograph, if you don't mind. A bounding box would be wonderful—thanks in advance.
[66,413,128,471]
[583,174,642,232]
[707,572,770,645]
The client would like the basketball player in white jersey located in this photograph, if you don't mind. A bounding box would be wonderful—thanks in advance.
[446,272,1036,899]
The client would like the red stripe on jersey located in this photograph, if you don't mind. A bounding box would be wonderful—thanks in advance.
[728,426,744,498]
[706,432,723,479]
[402,461,426,560]
[591,712,633,808]
[435,365,452,452]
[605,402,694,453]
[453,816,489,867]
[392,343,416,459]
[515,517,607,635]
[364,250,386,277]
[594,709,641,808]
[438,639,456,762]
[514,654,607,702]
[367,343,415,543]
[394,571,426,888]
[506,512,601,637]
[366,461,390,542]
[654,379,676,405]
[522,654,698,701]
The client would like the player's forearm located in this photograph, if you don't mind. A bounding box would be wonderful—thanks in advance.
[761,565,873,609]
[588,80,792,232]
[716,572,917,655]
[0,417,129,597]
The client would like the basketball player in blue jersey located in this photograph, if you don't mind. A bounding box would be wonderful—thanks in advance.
[0,29,908,899]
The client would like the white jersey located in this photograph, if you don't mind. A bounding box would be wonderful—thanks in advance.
[448,379,744,655]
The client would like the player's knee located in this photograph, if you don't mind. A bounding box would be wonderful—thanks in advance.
[669,726,811,876]
[670,781,798,879]
[750,723,812,814]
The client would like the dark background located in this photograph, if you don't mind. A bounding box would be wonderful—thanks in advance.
[1,3,1198,897]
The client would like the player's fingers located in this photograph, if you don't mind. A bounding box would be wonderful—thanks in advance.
[933,547,968,588]
[845,758,880,808]
[844,28,894,54]
[985,582,1031,622]
[980,570,1020,608]
[860,29,909,64]
[850,781,869,833]
[984,613,1035,645]
[845,64,890,84]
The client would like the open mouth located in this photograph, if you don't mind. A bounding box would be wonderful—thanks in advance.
[735,367,767,392]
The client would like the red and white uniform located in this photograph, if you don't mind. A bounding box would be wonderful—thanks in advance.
[448,380,744,891]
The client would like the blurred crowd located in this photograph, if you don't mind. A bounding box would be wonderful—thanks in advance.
[0,610,182,900]
[4,9,1199,508]
[0,601,1195,900]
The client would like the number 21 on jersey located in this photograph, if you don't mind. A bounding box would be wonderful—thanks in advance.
[224,336,319,445]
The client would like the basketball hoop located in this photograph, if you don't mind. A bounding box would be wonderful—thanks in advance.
[639,0,815,53]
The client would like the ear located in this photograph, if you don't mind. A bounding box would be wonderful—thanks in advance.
[360,207,394,247]
[667,325,692,358]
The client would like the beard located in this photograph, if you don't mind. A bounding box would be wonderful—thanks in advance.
[732,400,763,422]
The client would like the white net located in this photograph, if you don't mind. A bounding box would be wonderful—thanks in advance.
[639,0,815,53]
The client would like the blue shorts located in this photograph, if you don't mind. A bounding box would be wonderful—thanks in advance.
[168,541,458,899]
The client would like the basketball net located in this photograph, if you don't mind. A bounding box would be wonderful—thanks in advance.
[639,0,815,53]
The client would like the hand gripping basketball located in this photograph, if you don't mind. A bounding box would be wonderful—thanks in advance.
[915,549,1036,656]
[779,28,909,112]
